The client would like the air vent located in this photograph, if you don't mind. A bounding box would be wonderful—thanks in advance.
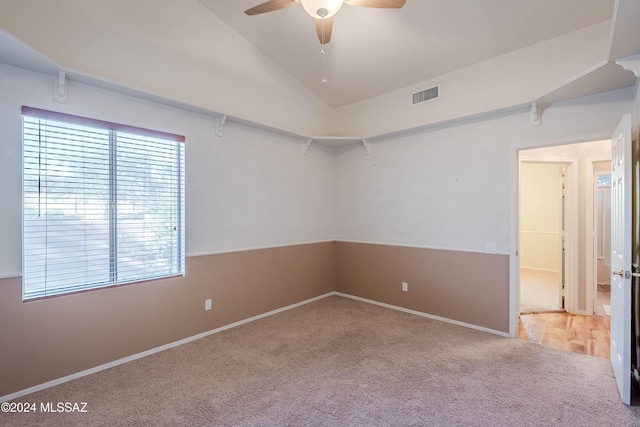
[412,86,439,105]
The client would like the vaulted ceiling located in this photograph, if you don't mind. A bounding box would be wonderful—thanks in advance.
[0,0,638,138]
[201,0,618,107]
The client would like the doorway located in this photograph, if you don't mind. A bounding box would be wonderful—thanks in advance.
[519,161,566,314]
[516,140,613,359]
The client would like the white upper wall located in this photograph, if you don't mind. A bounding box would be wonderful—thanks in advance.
[334,89,631,255]
[0,63,335,278]
[332,21,612,138]
[0,0,334,136]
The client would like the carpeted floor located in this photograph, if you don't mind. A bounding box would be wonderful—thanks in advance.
[3,296,639,426]
[520,268,563,313]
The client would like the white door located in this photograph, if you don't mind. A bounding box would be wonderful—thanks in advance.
[610,113,632,405]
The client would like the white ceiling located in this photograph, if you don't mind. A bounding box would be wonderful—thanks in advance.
[199,0,617,108]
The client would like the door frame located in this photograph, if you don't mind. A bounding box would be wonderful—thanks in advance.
[508,131,613,337]
[586,156,613,316]
[518,156,578,314]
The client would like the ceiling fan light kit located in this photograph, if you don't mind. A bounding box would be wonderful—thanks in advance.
[243,0,406,81]
[299,0,344,19]
[244,0,406,44]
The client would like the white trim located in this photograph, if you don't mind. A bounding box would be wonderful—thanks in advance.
[566,160,580,314]
[335,292,510,337]
[520,230,561,235]
[0,292,335,403]
[520,156,580,163]
[186,240,335,258]
[519,266,560,273]
[1,241,338,279]
[4,238,508,281]
[509,145,520,337]
[586,155,612,316]
[515,131,614,152]
[334,239,509,256]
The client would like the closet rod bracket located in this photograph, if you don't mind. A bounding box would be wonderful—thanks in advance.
[215,115,227,137]
[53,70,68,103]
[362,139,372,155]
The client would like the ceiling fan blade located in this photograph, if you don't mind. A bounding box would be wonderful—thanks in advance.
[315,17,333,45]
[345,0,406,8]
[245,0,298,16]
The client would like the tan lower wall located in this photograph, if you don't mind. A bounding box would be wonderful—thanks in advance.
[1,240,511,398]
[334,241,510,333]
[0,242,335,398]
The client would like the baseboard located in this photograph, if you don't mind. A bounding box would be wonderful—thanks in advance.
[2,290,510,402]
[0,292,335,403]
[334,292,510,337]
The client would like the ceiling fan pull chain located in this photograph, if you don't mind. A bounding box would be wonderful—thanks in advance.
[321,19,327,83]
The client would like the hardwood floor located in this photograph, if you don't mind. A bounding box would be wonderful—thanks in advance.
[519,283,611,359]
[519,312,610,359]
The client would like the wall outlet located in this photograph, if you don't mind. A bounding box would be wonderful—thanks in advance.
[402,282,408,292]
[484,242,497,254]
[205,299,212,311]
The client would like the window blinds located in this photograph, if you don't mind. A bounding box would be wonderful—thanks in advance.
[22,107,185,300]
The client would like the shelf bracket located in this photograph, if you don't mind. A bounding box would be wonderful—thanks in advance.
[302,138,312,155]
[530,102,541,126]
[362,139,372,155]
[215,115,227,137]
[616,53,640,78]
[53,70,68,103]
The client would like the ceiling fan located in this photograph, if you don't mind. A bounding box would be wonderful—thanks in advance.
[245,0,406,44]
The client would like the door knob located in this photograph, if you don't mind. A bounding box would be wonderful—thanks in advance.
[612,270,640,278]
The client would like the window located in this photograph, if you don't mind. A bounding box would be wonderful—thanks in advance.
[22,106,185,300]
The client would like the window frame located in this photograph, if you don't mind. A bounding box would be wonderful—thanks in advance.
[21,106,186,301]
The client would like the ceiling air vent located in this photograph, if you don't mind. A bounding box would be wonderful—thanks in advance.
[412,86,439,105]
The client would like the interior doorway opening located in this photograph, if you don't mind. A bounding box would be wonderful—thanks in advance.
[519,161,566,314]
[517,140,612,360]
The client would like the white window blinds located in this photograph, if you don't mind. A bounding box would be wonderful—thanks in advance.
[22,106,185,300]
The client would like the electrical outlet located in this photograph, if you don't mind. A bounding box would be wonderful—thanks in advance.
[484,242,497,254]
[205,299,212,311]
[402,282,408,292]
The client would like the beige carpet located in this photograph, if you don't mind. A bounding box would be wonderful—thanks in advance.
[4,296,639,426]
[520,268,563,314]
